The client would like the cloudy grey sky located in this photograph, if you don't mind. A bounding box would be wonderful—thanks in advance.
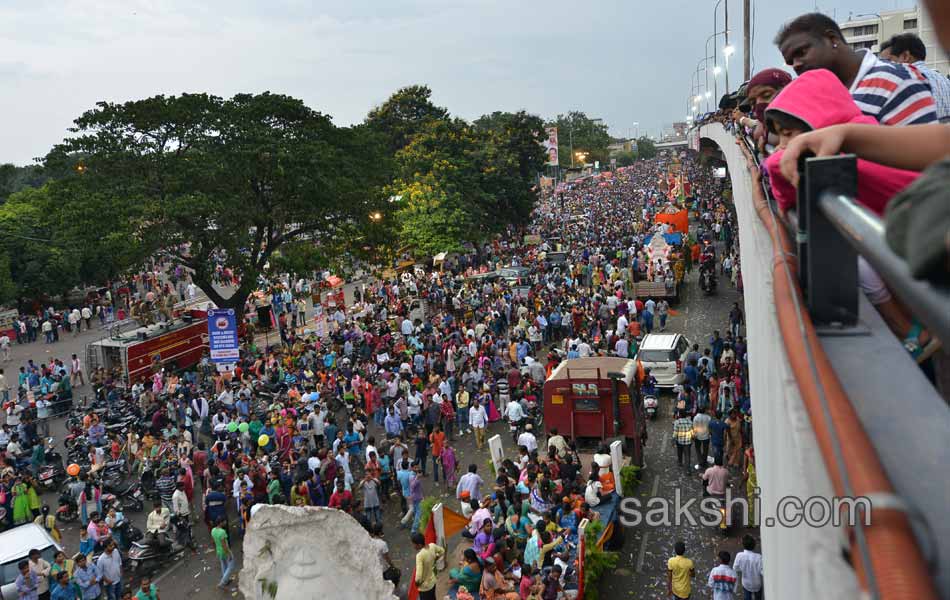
[0,0,915,164]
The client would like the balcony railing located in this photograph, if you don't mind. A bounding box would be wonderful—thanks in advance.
[797,154,950,345]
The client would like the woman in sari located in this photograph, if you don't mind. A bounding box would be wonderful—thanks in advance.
[744,446,758,526]
[725,409,743,468]
[449,549,484,599]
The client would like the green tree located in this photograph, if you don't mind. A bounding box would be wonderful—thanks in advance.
[614,150,637,167]
[0,164,50,203]
[635,136,657,160]
[0,186,81,305]
[45,92,377,314]
[473,111,548,227]
[547,111,612,168]
[390,118,487,257]
[365,85,449,154]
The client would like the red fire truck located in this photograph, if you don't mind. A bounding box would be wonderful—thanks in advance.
[543,357,647,466]
[86,309,210,383]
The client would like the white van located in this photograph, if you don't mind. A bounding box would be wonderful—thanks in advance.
[636,333,691,388]
[0,524,62,599]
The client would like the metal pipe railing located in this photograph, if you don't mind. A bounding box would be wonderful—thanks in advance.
[818,191,950,347]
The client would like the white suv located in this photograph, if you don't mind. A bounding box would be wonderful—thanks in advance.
[636,333,691,388]
[0,524,62,600]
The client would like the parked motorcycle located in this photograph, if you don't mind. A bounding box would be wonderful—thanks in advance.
[57,489,80,523]
[127,530,188,574]
[112,516,144,552]
[172,514,196,550]
[101,481,146,513]
[643,394,658,420]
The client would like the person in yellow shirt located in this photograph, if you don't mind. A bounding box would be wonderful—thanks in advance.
[412,532,445,600]
[667,540,695,599]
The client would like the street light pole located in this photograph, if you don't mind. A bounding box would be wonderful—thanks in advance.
[722,0,729,94]
[706,31,726,104]
[714,0,724,90]
[743,0,751,81]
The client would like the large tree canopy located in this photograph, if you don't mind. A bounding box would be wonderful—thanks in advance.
[473,111,548,227]
[365,85,449,154]
[0,186,77,305]
[45,92,379,312]
[389,111,546,259]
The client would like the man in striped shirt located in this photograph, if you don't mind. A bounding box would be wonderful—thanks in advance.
[881,33,950,123]
[775,12,937,126]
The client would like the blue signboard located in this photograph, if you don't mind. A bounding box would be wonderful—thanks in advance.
[207,308,239,363]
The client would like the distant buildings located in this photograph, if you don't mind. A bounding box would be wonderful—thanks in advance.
[838,6,949,75]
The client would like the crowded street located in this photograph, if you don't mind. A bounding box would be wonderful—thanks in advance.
[4,1,948,598]
[0,150,760,600]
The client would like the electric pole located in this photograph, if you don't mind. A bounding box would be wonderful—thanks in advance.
[744,0,751,81]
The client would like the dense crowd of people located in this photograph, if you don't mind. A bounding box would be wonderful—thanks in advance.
[0,142,760,599]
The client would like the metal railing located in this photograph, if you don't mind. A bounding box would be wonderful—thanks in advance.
[797,155,950,344]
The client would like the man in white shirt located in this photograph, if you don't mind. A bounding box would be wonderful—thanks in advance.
[70,354,85,387]
[96,541,122,600]
[172,480,191,519]
[35,397,50,437]
[615,336,629,358]
[468,399,488,449]
[0,369,8,404]
[577,340,592,358]
[0,335,9,362]
[69,308,81,335]
[145,501,171,548]
[308,406,327,447]
[505,399,525,427]
[81,305,93,329]
[733,535,764,599]
[517,423,538,454]
[455,465,484,502]
[192,396,209,434]
[217,388,234,407]
[41,319,53,344]
[547,428,569,459]
[616,313,629,335]
[408,391,423,424]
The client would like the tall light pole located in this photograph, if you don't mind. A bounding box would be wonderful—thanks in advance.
[743,0,751,81]
[706,30,727,104]
[724,43,735,94]
[724,0,729,91]
[714,0,725,93]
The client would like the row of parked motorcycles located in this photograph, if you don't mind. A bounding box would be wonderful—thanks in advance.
[50,385,198,574]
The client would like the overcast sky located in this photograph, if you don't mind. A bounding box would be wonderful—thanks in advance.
[0,0,916,164]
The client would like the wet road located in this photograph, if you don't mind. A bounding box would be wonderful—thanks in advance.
[598,246,753,599]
